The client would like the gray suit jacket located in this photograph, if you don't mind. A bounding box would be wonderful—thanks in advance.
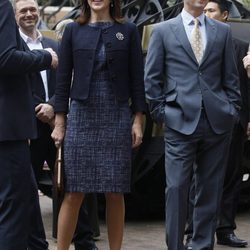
[145,14,241,135]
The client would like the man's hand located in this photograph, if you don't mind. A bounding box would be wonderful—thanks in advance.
[35,103,54,124]
[243,53,250,78]
[44,48,58,69]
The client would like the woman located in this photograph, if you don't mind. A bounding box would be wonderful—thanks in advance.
[51,0,146,249]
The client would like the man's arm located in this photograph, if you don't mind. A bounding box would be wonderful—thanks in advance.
[144,25,166,124]
[222,26,242,115]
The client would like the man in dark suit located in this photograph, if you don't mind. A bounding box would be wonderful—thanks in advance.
[184,0,250,248]
[0,0,58,249]
[144,0,241,248]
[13,0,98,249]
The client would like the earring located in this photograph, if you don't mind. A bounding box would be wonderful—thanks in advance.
[110,1,114,7]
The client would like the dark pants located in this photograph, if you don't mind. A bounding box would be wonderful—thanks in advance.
[186,122,245,239]
[0,141,35,250]
[28,169,49,250]
[217,123,245,233]
[165,110,232,250]
[30,126,56,184]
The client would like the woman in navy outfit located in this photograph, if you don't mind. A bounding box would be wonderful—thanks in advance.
[52,0,146,249]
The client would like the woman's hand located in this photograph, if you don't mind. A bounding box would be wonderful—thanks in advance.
[131,112,143,148]
[51,113,66,148]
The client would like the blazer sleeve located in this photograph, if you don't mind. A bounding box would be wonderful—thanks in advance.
[0,0,52,75]
[221,26,242,115]
[54,24,73,113]
[128,24,147,113]
[144,25,166,124]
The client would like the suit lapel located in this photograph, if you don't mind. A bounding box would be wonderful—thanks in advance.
[171,15,197,64]
[200,17,217,65]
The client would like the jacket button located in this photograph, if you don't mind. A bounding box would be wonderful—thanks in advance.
[106,42,112,48]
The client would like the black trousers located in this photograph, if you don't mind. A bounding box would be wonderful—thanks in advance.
[0,140,43,250]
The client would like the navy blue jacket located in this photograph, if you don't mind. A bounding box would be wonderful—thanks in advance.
[55,21,146,114]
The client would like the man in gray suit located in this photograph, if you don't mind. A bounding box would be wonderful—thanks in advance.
[144,0,241,248]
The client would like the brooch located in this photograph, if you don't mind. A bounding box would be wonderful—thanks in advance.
[116,32,124,41]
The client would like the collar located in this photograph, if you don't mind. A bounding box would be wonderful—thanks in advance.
[19,29,43,44]
[181,9,205,26]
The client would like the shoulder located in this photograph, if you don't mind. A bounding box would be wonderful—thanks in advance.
[233,37,249,49]
[42,36,57,45]
[233,37,249,55]
[152,17,177,33]
[114,21,137,33]
[42,36,59,50]
[206,16,230,31]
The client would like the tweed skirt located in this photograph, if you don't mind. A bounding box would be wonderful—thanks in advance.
[63,80,132,193]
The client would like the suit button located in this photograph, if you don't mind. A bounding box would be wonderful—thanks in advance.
[199,71,202,75]
[106,42,112,48]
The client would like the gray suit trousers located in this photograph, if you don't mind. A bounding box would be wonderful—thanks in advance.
[165,110,232,250]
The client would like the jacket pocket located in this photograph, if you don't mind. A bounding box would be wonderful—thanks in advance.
[165,77,177,102]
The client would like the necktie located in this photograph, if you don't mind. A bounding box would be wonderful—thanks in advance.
[190,18,203,64]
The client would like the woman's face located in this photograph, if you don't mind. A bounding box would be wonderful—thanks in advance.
[87,0,111,13]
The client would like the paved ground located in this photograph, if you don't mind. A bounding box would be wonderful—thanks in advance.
[40,196,250,250]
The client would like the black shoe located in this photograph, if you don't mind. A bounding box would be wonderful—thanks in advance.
[217,232,248,247]
[185,237,192,250]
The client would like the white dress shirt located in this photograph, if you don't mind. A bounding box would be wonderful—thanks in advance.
[19,29,49,102]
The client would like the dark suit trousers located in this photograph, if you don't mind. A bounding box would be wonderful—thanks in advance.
[0,141,35,250]
[217,122,245,233]
[27,168,49,250]
[164,110,232,250]
[30,126,56,185]
[186,122,245,239]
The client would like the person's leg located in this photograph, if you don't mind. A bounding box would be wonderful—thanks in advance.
[30,137,47,185]
[85,193,100,238]
[105,192,125,250]
[216,123,247,246]
[0,140,31,250]
[73,195,98,250]
[27,166,49,250]
[192,123,232,250]
[185,172,195,248]
[164,126,197,250]
[57,192,84,250]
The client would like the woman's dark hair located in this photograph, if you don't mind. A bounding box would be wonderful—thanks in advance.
[77,0,123,24]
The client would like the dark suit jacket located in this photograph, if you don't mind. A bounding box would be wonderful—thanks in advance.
[0,0,52,142]
[233,38,250,130]
[28,37,59,137]
[31,37,59,108]
[55,21,146,114]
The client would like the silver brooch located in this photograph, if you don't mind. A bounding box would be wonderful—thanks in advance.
[116,32,124,41]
